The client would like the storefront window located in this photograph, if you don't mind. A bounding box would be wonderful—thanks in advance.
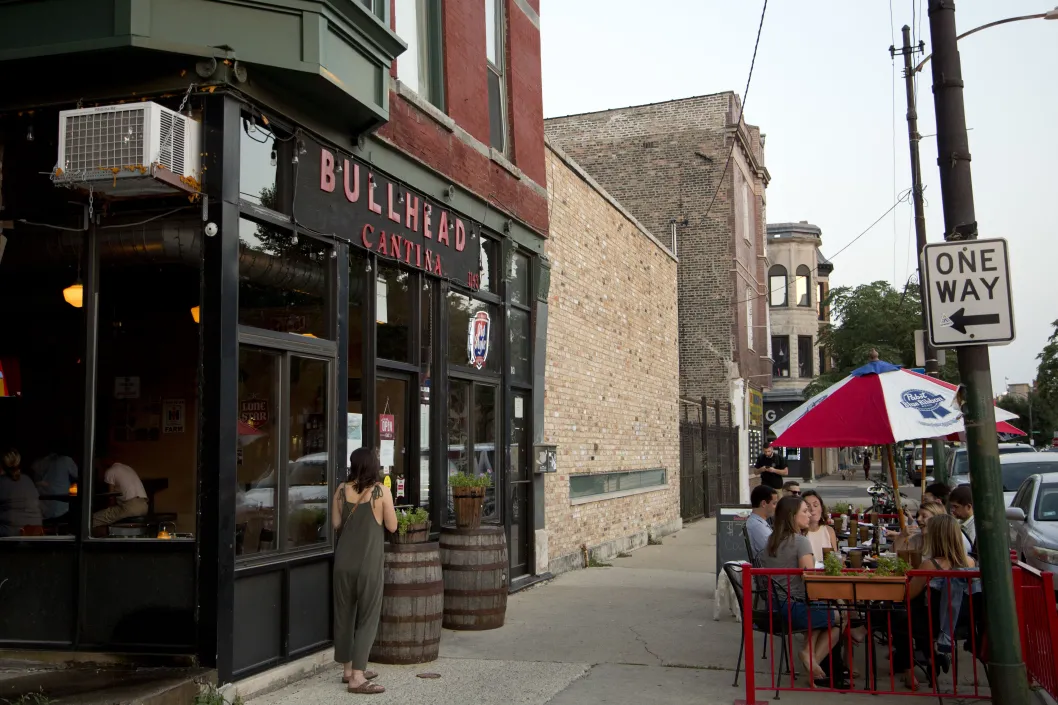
[446,379,470,523]
[238,217,331,338]
[0,235,86,539]
[286,356,330,549]
[479,237,498,293]
[509,251,531,306]
[447,292,500,374]
[376,264,413,362]
[237,348,280,555]
[509,308,531,383]
[239,116,293,216]
[89,241,202,540]
[419,281,434,509]
[474,384,498,521]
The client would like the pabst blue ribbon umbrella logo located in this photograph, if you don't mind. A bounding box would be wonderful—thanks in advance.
[467,311,491,370]
[900,389,952,419]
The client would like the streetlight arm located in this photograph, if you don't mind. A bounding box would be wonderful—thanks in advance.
[914,11,1056,73]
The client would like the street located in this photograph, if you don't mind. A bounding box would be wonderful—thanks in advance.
[247,520,927,705]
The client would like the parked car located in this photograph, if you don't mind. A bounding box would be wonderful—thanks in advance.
[1006,468,1058,586]
[950,444,1037,488]
[907,444,937,484]
[1000,453,1058,506]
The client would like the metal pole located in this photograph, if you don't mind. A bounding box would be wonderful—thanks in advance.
[927,2,1028,702]
[893,24,948,484]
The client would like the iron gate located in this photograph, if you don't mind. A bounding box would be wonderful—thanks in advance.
[679,398,740,519]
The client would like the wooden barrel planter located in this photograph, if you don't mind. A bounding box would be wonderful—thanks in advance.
[439,526,508,631]
[368,541,444,664]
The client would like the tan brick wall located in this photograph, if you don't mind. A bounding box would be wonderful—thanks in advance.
[542,143,681,569]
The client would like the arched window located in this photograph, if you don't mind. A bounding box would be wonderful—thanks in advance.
[795,265,812,307]
[746,287,754,350]
[768,265,787,307]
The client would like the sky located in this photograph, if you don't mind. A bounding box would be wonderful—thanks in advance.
[539,0,1057,393]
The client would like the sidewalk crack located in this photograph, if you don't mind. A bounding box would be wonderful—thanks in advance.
[628,626,663,665]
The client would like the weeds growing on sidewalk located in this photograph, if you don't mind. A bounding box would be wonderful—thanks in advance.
[648,535,663,546]
[194,683,244,705]
[3,689,50,705]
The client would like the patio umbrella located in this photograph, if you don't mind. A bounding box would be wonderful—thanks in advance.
[770,359,1018,533]
[769,360,1017,447]
[238,419,266,447]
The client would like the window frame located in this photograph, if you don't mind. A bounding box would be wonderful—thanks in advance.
[394,0,446,110]
[771,335,790,378]
[795,265,812,308]
[768,265,788,307]
[745,287,754,351]
[485,0,508,154]
[797,335,814,379]
[235,330,338,565]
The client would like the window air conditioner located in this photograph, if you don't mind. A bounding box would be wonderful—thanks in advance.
[54,102,202,198]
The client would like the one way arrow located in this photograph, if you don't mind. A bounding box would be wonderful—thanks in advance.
[944,307,1001,335]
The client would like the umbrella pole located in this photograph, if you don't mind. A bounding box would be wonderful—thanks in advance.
[886,445,907,534]
[920,439,928,498]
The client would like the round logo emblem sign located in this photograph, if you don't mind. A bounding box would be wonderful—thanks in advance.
[900,389,952,420]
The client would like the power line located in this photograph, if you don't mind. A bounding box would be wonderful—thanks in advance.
[700,0,768,224]
[732,190,912,308]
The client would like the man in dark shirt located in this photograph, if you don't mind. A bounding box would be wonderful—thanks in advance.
[753,443,788,490]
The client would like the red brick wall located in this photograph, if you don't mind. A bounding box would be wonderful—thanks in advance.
[441,0,489,145]
[376,0,549,236]
[377,95,548,235]
[506,0,545,185]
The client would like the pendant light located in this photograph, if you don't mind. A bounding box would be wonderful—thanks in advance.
[62,281,84,308]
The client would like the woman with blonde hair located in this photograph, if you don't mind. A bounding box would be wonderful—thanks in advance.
[0,448,43,537]
[892,513,977,689]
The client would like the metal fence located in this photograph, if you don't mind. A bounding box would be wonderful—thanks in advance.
[679,398,739,520]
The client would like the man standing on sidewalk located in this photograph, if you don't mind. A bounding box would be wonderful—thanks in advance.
[753,443,788,490]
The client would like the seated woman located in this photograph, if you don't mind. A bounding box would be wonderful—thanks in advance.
[892,502,970,557]
[892,513,977,690]
[0,448,43,537]
[758,495,843,683]
[801,491,838,564]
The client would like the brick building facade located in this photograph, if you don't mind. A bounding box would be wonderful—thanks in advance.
[545,93,771,500]
[542,142,682,574]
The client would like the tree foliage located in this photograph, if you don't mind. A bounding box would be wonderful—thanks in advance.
[803,280,960,397]
[996,391,1056,449]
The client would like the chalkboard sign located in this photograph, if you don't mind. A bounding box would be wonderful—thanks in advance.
[716,504,753,577]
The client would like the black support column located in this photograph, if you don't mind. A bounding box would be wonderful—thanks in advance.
[198,92,241,682]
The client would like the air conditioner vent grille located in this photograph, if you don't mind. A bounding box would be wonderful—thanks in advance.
[63,108,146,173]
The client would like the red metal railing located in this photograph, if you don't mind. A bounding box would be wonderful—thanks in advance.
[735,564,990,702]
[1012,561,1058,697]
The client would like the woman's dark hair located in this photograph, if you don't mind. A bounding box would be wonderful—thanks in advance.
[800,490,828,528]
[766,495,806,557]
[347,447,381,492]
[926,482,951,503]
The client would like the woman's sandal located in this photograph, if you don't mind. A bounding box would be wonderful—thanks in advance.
[341,671,378,683]
[347,681,385,695]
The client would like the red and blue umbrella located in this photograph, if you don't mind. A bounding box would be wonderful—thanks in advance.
[770,359,1018,448]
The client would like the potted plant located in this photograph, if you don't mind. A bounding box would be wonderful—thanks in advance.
[450,472,491,529]
[804,553,909,602]
[392,507,431,544]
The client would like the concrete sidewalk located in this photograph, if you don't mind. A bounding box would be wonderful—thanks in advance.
[247,520,966,705]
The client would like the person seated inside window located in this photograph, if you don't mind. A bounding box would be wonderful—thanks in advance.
[757,495,843,683]
[891,513,978,690]
[31,450,79,523]
[91,458,148,535]
[0,448,44,537]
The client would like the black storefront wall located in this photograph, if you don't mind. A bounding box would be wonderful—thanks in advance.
[763,400,812,479]
[0,91,540,682]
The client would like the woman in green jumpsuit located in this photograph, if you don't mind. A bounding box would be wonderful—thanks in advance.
[332,447,397,694]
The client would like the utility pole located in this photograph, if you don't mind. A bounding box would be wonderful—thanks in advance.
[927,2,1029,703]
[891,24,948,484]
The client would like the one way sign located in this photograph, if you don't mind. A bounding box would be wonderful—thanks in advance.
[922,238,1015,348]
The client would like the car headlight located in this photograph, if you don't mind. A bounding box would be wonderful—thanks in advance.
[1032,547,1058,566]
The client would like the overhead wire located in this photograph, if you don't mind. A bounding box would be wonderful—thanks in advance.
[699,0,768,225]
